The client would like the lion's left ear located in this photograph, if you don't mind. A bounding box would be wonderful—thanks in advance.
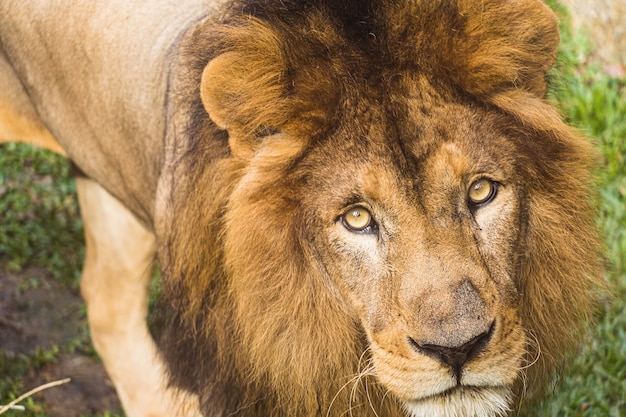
[449,0,559,99]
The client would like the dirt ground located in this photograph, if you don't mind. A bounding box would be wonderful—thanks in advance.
[0,267,122,416]
[564,0,626,68]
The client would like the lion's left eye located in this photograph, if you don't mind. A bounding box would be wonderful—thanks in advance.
[468,178,498,207]
[341,207,378,234]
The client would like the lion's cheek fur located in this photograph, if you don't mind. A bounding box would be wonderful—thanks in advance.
[220,153,367,408]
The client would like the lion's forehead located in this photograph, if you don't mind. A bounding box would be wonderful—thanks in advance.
[305,93,515,209]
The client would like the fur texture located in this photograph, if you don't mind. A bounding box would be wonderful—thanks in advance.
[156,1,604,416]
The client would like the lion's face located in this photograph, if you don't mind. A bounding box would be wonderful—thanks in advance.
[161,1,604,416]
[294,77,526,416]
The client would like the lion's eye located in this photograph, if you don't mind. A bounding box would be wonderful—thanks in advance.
[468,178,498,207]
[341,207,378,234]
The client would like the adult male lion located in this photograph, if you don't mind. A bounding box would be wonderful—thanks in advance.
[0,0,604,416]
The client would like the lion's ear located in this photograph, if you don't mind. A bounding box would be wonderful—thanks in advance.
[200,23,292,158]
[450,0,559,98]
[200,51,288,133]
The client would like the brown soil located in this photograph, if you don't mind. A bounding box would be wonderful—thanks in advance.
[0,267,122,417]
[564,0,626,67]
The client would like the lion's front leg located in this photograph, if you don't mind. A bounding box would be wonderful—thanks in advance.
[76,177,200,417]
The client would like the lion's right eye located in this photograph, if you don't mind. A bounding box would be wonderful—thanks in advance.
[341,207,378,234]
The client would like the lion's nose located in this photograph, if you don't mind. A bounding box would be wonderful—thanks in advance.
[407,279,495,380]
[409,322,494,381]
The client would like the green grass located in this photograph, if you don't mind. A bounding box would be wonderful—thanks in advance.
[0,143,83,287]
[1,4,625,416]
[520,5,626,417]
[0,145,89,416]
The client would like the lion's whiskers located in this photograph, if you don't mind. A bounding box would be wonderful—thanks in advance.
[326,370,362,416]
[326,348,378,417]
[521,330,542,371]
[516,329,543,402]
[363,372,382,417]
[326,372,366,417]
[347,364,376,417]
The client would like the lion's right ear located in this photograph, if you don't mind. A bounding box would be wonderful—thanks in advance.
[199,22,294,158]
[200,51,289,133]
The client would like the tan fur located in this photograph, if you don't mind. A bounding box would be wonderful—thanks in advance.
[0,103,65,154]
[77,178,201,417]
[0,1,604,416]
[0,52,65,154]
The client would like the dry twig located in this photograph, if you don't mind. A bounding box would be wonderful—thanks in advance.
[0,378,71,415]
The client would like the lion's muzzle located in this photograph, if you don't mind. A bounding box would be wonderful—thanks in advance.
[409,321,495,382]
[367,272,522,417]
[408,279,494,380]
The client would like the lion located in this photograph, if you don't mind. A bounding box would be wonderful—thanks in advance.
[0,0,604,416]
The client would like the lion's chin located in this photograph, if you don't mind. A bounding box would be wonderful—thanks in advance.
[402,386,512,417]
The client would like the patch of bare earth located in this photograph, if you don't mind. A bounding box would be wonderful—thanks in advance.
[0,267,122,416]
[563,0,626,74]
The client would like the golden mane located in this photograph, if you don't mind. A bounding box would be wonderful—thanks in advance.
[156,0,604,415]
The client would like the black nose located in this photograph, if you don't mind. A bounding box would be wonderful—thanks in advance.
[409,322,494,382]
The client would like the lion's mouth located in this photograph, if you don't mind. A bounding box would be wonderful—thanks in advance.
[403,385,512,417]
[409,384,503,400]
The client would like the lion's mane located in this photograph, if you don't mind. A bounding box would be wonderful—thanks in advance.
[156,0,604,415]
